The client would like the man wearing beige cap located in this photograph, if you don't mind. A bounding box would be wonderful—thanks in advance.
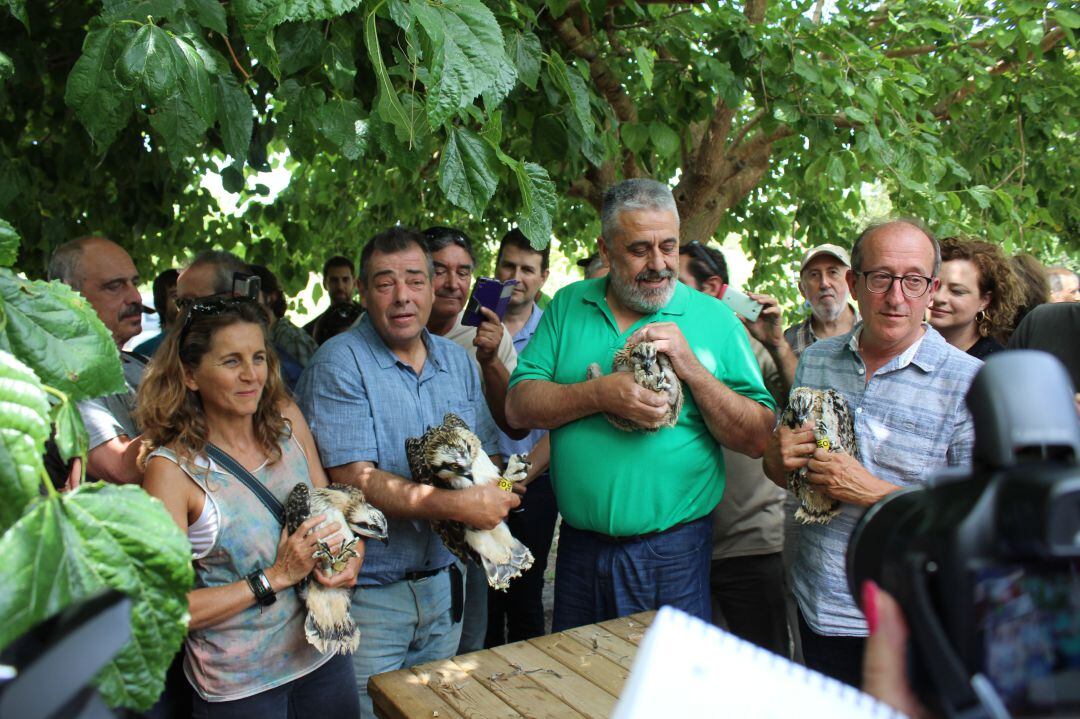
[782,244,860,377]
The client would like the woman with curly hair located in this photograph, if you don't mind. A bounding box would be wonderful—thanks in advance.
[136,296,362,717]
[928,237,1022,358]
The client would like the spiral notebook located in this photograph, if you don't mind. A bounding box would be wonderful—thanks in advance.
[612,607,908,719]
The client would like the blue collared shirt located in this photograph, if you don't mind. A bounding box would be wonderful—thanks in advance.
[297,314,499,587]
[791,322,982,636]
[498,303,547,458]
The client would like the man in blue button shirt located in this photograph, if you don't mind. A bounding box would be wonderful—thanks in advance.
[763,219,981,688]
[297,227,519,717]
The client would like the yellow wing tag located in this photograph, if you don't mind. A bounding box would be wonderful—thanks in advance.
[497,477,514,493]
[816,437,831,450]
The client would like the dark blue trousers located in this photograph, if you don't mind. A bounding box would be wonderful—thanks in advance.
[486,472,559,645]
[552,514,713,632]
[190,653,359,719]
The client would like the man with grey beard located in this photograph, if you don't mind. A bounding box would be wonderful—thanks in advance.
[778,245,860,389]
[506,179,777,630]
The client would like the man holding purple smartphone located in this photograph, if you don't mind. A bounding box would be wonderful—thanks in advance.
[422,226,525,654]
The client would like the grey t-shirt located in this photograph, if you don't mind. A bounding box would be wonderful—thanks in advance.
[77,351,146,450]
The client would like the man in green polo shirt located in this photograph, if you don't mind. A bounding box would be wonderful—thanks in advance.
[506,179,777,630]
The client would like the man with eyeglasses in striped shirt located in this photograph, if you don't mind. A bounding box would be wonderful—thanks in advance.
[763,219,982,688]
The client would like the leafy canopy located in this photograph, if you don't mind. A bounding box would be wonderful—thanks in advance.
[0,0,1075,302]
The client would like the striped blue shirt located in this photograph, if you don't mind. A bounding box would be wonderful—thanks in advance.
[297,314,499,587]
[792,323,981,636]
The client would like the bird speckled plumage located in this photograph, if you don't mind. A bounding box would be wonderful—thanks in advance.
[586,341,683,431]
[405,413,534,590]
[780,387,859,524]
[285,482,388,654]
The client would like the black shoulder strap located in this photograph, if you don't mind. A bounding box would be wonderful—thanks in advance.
[205,443,285,526]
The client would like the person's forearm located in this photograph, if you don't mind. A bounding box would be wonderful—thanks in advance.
[87,435,145,485]
[326,463,465,522]
[767,341,798,399]
[480,360,527,439]
[684,365,775,458]
[506,379,602,430]
[525,434,550,482]
[186,580,262,631]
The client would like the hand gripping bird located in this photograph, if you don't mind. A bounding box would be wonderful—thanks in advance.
[780,387,860,524]
[284,482,389,654]
[405,413,534,590]
[586,341,683,432]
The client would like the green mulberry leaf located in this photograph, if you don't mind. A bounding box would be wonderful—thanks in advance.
[277,21,324,75]
[513,161,555,250]
[0,350,49,533]
[4,0,28,29]
[0,217,17,266]
[505,30,541,90]
[283,0,363,22]
[413,0,513,128]
[317,97,367,160]
[322,27,357,93]
[234,0,287,34]
[632,46,654,89]
[216,73,253,162]
[100,0,183,22]
[438,126,498,216]
[189,0,228,34]
[0,51,14,84]
[65,24,136,150]
[649,121,681,158]
[116,24,180,103]
[0,484,193,710]
[0,269,125,401]
[51,396,88,466]
[149,92,213,164]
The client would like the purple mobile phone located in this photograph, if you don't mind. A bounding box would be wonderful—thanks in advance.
[461,278,517,327]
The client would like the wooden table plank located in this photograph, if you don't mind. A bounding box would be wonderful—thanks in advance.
[562,625,640,671]
[527,632,629,697]
[450,648,587,719]
[596,611,654,646]
[489,640,617,719]
[409,658,523,719]
[370,668,465,719]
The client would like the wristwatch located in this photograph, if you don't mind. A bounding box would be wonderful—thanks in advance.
[246,568,277,607]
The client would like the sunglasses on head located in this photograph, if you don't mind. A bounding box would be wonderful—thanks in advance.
[178,295,258,346]
[684,240,725,279]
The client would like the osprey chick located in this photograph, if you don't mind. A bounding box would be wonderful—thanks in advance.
[285,482,388,654]
[587,341,683,432]
[405,413,534,590]
[780,387,859,524]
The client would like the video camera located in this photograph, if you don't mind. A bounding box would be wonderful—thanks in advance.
[848,351,1080,719]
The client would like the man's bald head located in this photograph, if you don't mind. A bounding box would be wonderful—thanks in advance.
[48,236,143,347]
[177,250,249,301]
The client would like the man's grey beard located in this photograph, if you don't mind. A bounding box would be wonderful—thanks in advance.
[811,295,846,323]
[610,267,676,314]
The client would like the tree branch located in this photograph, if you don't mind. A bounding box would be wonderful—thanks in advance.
[884,38,991,58]
[931,27,1065,118]
[728,108,766,151]
[744,0,766,24]
[548,14,637,125]
[548,11,642,179]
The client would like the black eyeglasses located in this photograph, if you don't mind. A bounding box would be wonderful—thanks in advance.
[178,295,257,346]
[683,240,725,280]
[857,271,935,298]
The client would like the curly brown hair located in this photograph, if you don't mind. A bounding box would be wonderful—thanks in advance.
[136,298,290,470]
[939,237,1022,341]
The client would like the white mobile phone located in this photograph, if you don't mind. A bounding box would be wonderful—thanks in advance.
[719,285,764,322]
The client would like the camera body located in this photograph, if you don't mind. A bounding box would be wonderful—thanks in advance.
[848,351,1080,718]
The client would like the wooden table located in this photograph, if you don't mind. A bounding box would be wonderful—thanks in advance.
[370,611,656,719]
